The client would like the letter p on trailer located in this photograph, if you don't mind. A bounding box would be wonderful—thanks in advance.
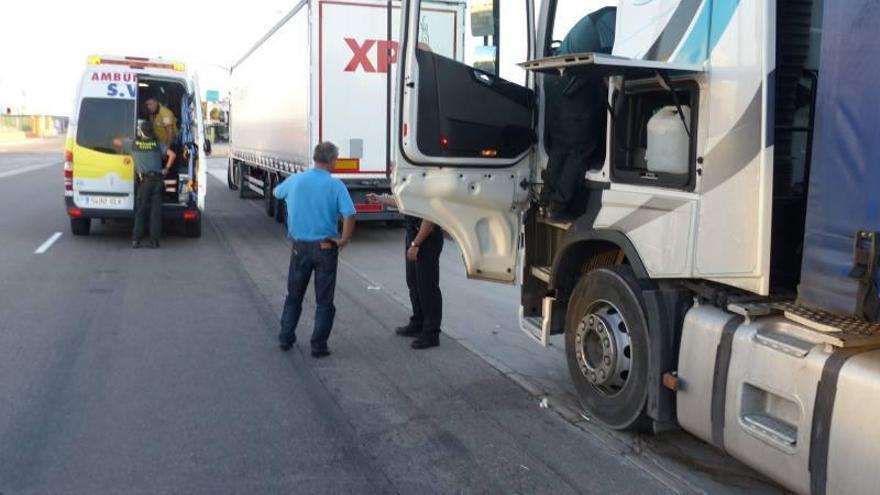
[227,0,466,224]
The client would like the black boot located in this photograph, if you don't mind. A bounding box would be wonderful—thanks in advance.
[395,324,421,337]
[411,333,439,349]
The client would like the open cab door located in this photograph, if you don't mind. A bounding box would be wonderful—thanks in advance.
[394,0,536,283]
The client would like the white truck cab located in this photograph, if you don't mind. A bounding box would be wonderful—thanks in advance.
[65,55,206,237]
[392,1,880,493]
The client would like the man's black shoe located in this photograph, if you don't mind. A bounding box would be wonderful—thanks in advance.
[147,240,160,249]
[311,349,331,358]
[132,240,141,249]
[280,342,293,351]
[411,335,440,349]
[394,325,421,337]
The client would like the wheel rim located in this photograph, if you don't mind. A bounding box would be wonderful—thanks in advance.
[574,300,632,398]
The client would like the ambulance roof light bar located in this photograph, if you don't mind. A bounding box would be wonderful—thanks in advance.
[87,55,185,72]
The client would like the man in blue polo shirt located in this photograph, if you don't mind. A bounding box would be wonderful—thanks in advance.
[274,142,356,358]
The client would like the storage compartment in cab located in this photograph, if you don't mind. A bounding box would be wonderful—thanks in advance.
[611,80,698,190]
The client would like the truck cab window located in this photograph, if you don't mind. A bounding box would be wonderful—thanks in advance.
[546,0,617,56]
[423,0,529,86]
[610,80,698,190]
[411,0,534,159]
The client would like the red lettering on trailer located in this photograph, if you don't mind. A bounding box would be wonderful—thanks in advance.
[376,40,399,73]
[344,38,400,73]
[344,38,376,72]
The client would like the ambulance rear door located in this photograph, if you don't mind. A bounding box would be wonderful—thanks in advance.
[71,70,138,212]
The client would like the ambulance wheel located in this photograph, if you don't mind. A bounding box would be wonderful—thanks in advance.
[265,174,276,217]
[185,217,202,238]
[565,266,650,430]
[70,217,90,236]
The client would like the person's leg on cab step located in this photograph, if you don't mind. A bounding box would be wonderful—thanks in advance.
[550,147,591,218]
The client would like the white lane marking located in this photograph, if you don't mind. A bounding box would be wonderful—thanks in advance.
[35,232,63,254]
[0,161,59,180]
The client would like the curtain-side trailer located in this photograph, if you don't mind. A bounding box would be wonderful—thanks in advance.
[227,0,465,224]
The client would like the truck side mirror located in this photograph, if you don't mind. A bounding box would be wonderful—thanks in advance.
[469,0,494,38]
[473,45,497,75]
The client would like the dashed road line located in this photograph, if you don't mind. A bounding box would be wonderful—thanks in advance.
[34,232,63,254]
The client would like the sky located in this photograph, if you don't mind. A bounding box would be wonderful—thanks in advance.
[0,0,618,116]
[0,0,297,115]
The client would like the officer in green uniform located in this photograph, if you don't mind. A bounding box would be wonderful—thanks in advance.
[131,119,176,248]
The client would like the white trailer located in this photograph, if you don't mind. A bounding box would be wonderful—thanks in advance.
[391,0,880,493]
[228,0,465,223]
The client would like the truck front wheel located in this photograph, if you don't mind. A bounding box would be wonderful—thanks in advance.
[565,266,650,430]
[70,217,90,236]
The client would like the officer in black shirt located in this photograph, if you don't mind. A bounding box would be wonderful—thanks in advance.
[367,193,444,349]
[131,119,176,248]
[541,8,616,219]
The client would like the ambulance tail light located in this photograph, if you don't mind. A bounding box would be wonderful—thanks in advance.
[63,149,74,195]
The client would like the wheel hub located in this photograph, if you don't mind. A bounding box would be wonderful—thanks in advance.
[574,301,632,396]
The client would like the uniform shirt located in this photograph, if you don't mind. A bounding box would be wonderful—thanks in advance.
[273,168,356,241]
[131,139,166,175]
[151,104,177,145]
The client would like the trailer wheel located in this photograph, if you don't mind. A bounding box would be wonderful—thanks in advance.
[227,160,239,191]
[70,217,90,236]
[264,174,276,217]
[238,164,248,198]
[565,266,650,430]
[275,199,286,224]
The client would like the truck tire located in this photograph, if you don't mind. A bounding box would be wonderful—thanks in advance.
[265,174,276,217]
[227,160,239,191]
[70,217,90,236]
[238,164,248,198]
[565,266,650,430]
[275,199,286,224]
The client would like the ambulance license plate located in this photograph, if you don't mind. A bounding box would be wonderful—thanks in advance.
[82,195,126,208]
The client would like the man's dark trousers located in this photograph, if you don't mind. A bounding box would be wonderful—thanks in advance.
[405,227,443,337]
[132,174,163,242]
[279,240,339,352]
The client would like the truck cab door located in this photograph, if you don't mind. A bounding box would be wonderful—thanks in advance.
[394,0,536,283]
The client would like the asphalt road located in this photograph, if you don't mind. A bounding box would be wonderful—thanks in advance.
[0,139,782,494]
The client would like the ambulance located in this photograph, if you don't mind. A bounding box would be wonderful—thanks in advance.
[64,55,206,237]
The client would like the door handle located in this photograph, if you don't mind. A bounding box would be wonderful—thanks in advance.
[473,70,494,86]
